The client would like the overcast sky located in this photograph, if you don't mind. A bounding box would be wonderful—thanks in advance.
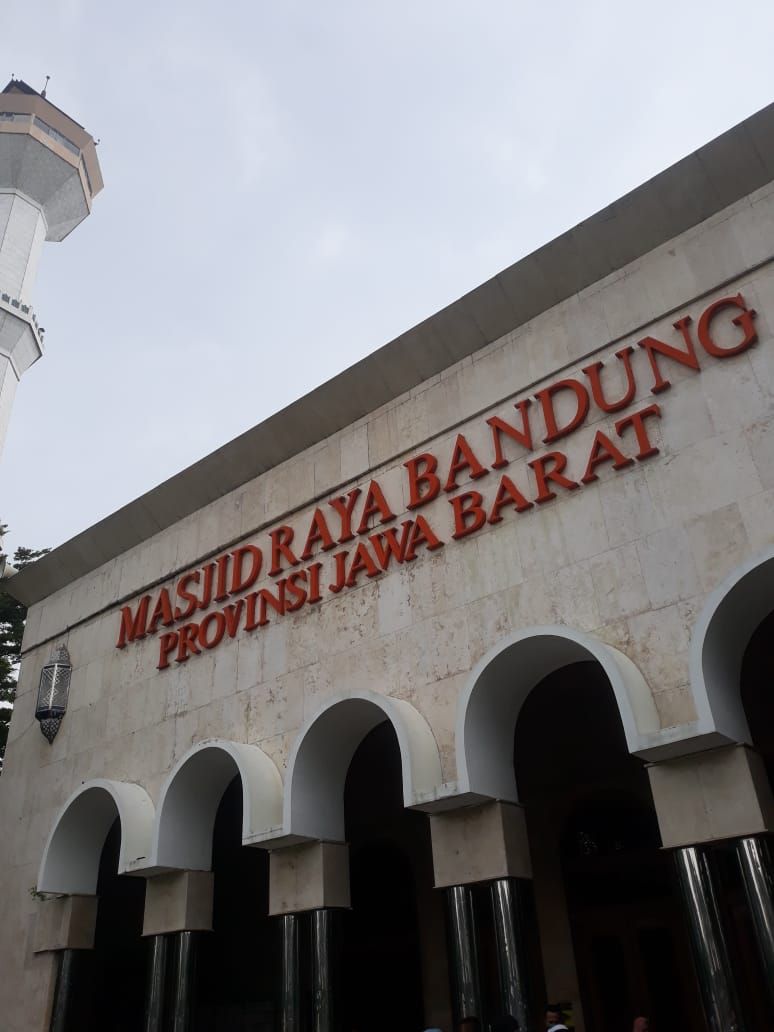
[3,1,774,555]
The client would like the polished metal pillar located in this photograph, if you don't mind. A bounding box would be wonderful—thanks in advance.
[311,909,336,1032]
[736,836,774,999]
[674,846,744,1032]
[171,931,197,1032]
[143,934,169,1032]
[279,914,301,1032]
[491,878,532,1030]
[49,949,78,1032]
[446,884,482,1024]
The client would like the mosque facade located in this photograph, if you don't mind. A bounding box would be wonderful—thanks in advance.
[2,101,774,1032]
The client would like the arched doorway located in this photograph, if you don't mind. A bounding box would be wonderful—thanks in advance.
[89,818,147,1030]
[514,660,702,1032]
[196,775,275,1029]
[712,605,774,1028]
[341,721,450,1032]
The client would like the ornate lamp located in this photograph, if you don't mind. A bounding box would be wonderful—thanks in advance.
[36,645,71,743]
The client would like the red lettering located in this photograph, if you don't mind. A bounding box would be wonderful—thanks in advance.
[536,379,590,444]
[615,404,662,460]
[199,611,226,650]
[175,572,200,620]
[307,562,323,604]
[285,570,308,612]
[356,481,396,535]
[444,434,489,492]
[698,293,757,357]
[223,600,244,637]
[582,346,637,413]
[176,623,201,663]
[405,453,441,509]
[581,431,634,484]
[369,522,412,569]
[157,631,178,670]
[638,316,699,394]
[116,595,150,648]
[214,554,230,603]
[328,550,348,593]
[198,563,215,611]
[346,542,381,587]
[528,451,579,504]
[487,400,534,468]
[301,508,336,560]
[329,489,361,544]
[404,515,444,559]
[230,546,262,594]
[246,584,286,629]
[488,475,533,524]
[148,589,175,634]
[450,491,487,540]
[269,525,300,577]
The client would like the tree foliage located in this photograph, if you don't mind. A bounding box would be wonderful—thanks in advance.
[0,522,49,770]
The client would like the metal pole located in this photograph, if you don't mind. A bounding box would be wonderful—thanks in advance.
[143,934,169,1032]
[490,878,532,1030]
[736,836,774,1001]
[311,909,336,1032]
[49,949,77,1032]
[171,930,197,1032]
[445,884,482,1025]
[279,914,301,1032]
[674,846,745,1032]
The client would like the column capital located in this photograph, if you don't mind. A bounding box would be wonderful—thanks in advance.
[142,870,213,936]
[430,800,531,888]
[269,841,350,915]
[33,894,97,952]
[648,744,774,848]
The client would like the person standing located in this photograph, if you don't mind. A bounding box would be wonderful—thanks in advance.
[545,1003,569,1031]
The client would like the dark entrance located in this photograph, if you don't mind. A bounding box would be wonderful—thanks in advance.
[341,721,449,1032]
[74,818,146,1031]
[514,661,702,1032]
[196,775,275,1030]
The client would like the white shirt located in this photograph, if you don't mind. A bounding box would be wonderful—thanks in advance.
[547,1025,569,1032]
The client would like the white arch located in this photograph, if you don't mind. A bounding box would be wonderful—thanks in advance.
[688,547,774,748]
[270,691,444,844]
[147,739,283,872]
[38,779,155,895]
[456,626,662,802]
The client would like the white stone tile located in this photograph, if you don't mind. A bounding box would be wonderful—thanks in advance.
[686,503,751,593]
[636,525,701,608]
[589,543,650,624]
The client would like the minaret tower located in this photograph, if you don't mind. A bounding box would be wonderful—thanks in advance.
[0,77,103,457]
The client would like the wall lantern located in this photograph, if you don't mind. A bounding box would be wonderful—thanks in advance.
[36,645,71,744]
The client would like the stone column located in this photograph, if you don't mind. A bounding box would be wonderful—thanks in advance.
[143,934,169,1032]
[171,931,197,1032]
[674,846,744,1032]
[648,745,774,1030]
[49,949,80,1032]
[142,871,214,1032]
[311,908,338,1032]
[735,836,774,1001]
[445,883,482,1024]
[430,801,535,1028]
[279,913,301,1032]
[270,842,351,1032]
[33,895,98,1032]
[490,877,532,1032]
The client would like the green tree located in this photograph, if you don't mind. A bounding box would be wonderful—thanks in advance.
[0,523,49,771]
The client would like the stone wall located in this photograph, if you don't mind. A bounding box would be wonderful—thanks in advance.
[2,179,774,1029]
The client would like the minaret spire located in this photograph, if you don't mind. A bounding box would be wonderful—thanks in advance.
[0,77,103,458]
